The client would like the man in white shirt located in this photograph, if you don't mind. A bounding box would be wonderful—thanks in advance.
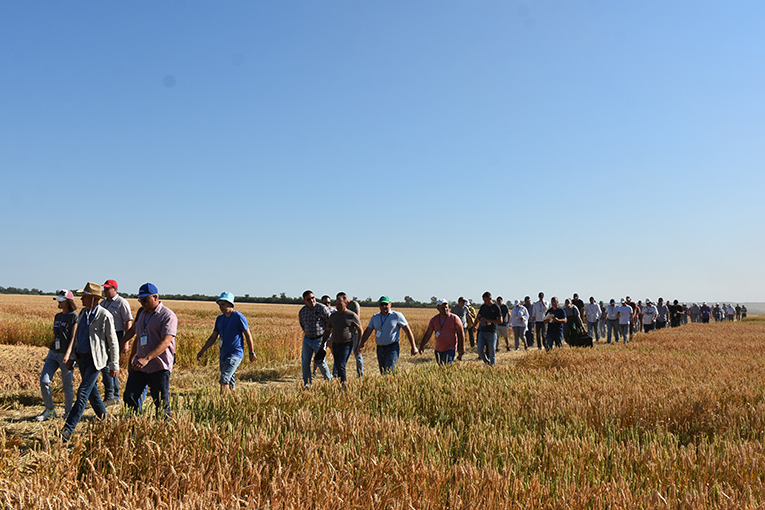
[642,299,658,333]
[584,296,601,342]
[605,299,621,344]
[531,292,548,350]
[618,299,632,343]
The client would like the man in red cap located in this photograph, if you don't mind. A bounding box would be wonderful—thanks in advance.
[99,279,134,405]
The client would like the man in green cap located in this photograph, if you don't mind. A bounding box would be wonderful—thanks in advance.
[356,296,418,374]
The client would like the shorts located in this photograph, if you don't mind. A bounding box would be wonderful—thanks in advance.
[219,355,243,387]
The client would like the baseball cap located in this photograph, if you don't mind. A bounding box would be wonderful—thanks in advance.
[137,283,159,297]
[217,291,235,305]
[378,295,391,304]
[54,289,74,302]
[436,298,448,306]
[103,279,118,289]
[513,299,520,306]
[620,298,626,304]
[610,299,615,304]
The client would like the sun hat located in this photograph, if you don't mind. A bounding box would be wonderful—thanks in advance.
[76,282,103,298]
[137,283,159,297]
[54,289,74,302]
[103,279,118,289]
[217,291,235,306]
[378,296,391,304]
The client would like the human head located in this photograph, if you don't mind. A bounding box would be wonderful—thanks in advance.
[573,293,579,300]
[103,279,118,299]
[335,292,348,311]
[217,291,235,313]
[496,296,503,305]
[538,292,544,300]
[137,283,160,313]
[378,295,391,314]
[321,295,332,307]
[77,282,103,310]
[458,297,466,306]
[564,298,572,307]
[589,296,595,303]
[482,291,492,305]
[436,298,449,314]
[54,289,77,313]
[551,296,559,308]
[302,290,316,308]
[524,296,531,304]
[513,299,520,307]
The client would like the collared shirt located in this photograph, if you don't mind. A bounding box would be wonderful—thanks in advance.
[510,306,529,328]
[298,303,331,339]
[368,310,408,346]
[532,300,548,322]
[450,304,469,327]
[585,303,601,322]
[100,295,134,331]
[606,304,620,320]
[134,302,178,373]
[656,304,669,321]
[618,305,632,325]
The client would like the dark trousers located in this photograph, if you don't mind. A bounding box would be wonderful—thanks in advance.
[64,354,107,435]
[534,322,546,349]
[124,369,171,418]
[331,342,354,384]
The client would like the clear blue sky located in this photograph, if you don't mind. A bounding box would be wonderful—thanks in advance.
[2,1,763,304]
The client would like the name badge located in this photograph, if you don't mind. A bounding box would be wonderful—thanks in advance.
[376,330,382,337]
[435,331,440,338]
[218,338,223,348]
[140,334,148,347]
[55,340,60,350]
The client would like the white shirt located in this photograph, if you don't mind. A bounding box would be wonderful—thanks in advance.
[643,305,658,324]
[584,303,601,322]
[531,300,548,322]
[618,305,632,325]
[510,306,529,328]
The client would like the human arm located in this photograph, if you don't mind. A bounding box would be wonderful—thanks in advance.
[418,326,434,353]
[356,326,374,355]
[456,322,465,356]
[63,317,77,365]
[244,328,256,362]
[402,324,419,356]
[132,334,174,371]
[197,330,219,362]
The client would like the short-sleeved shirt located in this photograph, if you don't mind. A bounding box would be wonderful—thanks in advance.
[427,313,462,352]
[368,310,408,346]
[498,304,510,326]
[347,300,361,316]
[134,302,178,373]
[327,310,362,344]
[299,303,331,339]
[450,304,468,327]
[585,303,601,322]
[618,305,632,325]
[546,308,567,336]
[643,305,658,323]
[477,303,501,333]
[52,311,78,353]
[100,295,134,332]
[700,305,711,319]
[214,310,249,359]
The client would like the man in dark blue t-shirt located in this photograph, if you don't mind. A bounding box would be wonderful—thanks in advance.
[544,297,567,350]
[475,291,502,366]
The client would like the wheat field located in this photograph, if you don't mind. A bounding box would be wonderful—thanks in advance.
[1,295,764,509]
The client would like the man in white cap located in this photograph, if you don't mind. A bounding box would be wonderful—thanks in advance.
[605,299,621,343]
[99,279,133,405]
[510,299,529,350]
[197,292,256,395]
[418,299,465,365]
[61,282,119,442]
[618,299,632,342]
[584,297,602,342]
[642,299,658,333]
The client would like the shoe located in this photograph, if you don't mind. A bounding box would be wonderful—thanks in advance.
[60,428,72,442]
[103,399,119,407]
[35,409,56,421]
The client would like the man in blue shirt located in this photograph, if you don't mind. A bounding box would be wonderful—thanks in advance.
[357,296,419,374]
[197,292,256,395]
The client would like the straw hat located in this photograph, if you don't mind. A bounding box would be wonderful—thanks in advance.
[76,282,103,298]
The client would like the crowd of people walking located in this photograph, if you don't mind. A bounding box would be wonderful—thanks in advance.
[36,282,749,440]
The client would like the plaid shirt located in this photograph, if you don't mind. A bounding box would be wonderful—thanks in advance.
[298,303,331,339]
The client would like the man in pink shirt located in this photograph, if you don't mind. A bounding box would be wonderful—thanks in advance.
[418,299,465,365]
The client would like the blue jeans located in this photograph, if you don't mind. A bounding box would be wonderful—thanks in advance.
[331,342,354,384]
[607,319,620,343]
[124,369,171,418]
[376,342,400,374]
[100,330,123,400]
[219,355,242,387]
[546,327,563,349]
[40,350,74,417]
[435,350,456,365]
[63,354,108,435]
[302,335,331,386]
[619,324,630,343]
[587,321,600,342]
[477,330,497,366]
[333,332,364,378]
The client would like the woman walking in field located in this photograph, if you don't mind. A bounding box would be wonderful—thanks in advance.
[37,290,78,421]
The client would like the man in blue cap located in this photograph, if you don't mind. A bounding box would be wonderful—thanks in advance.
[122,283,178,417]
[196,292,256,395]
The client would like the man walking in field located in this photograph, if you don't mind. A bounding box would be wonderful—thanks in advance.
[61,282,119,442]
[618,299,632,342]
[544,297,567,350]
[495,296,511,352]
[584,296,601,342]
[122,283,178,417]
[357,296,419,374]
[450,297,472,360]
[322,292,363,388]
[475,291,502,365]
[346,297,364,378]
[642,298,658,333]
[605,298,620,343]
[196,292,256,395]
[531,292,548,350]
[418,299,465,365]
[298,290,332,387]
[99,279,133,406]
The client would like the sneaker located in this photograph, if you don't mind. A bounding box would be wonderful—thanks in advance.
[103,399,119,407]
[60,428,72,443]
[35,409,56,421]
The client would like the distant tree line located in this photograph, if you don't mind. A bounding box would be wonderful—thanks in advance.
[0,285,442,308]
